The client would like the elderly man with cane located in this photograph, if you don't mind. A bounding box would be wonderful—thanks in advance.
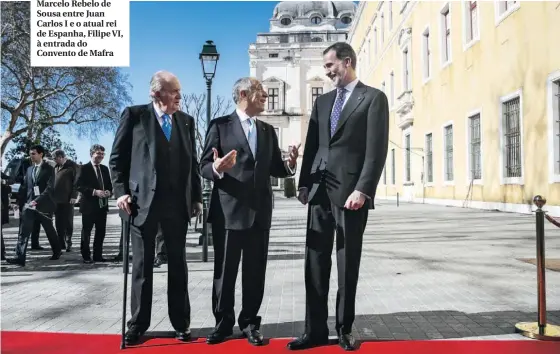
[109,70,203,346]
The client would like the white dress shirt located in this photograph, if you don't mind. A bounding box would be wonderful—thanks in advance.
[330,78,359,115]
[212,108,295,179]
[153,102,172,127]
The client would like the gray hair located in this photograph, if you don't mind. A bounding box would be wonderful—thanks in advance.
[232,77,255,104]
[52,149,65,159]
[149,70,175,102]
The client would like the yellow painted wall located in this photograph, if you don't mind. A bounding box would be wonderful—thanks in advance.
[350,1,560,206]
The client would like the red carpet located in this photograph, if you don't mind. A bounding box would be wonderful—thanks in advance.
[1,331,559,354]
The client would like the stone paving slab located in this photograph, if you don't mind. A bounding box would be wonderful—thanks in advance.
[1,196,559,341]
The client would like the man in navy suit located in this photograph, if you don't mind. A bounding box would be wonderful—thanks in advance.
[7,145,61,266]
[200,77,299,346]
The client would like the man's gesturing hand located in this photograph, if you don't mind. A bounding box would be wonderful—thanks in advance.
[285,143,301,168]
[212,148,237,174]
[117,195,132,215]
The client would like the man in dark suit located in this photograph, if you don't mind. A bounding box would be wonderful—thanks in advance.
[1,171,11,260]
[288,42,389,351]
[109,70,202,345]
[7,145,62,266]
[52,149,79,252]
[76,144,112,263]
[200,77,300,346]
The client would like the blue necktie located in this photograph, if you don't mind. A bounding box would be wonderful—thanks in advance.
[330,88,347,137]
[162,114,172,141]
[247,118,256,157]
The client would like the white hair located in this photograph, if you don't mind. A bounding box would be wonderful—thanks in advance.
[149,70,176,102]
[232,77,256,104]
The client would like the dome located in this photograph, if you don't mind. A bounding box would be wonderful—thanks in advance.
[273,1,356,19]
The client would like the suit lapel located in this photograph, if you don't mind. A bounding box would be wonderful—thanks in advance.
[255,119,267,162]
[141,104,158,165]
[322,90,337,141]
[173,113,191,153]
[331,82,367,140]
[229,111,254,161]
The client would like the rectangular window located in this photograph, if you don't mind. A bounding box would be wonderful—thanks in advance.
[499,1,517,15]
[311,87,323,107]
[548,73,560,183]
[444,125,454,181]
[383,167,387,185]
[380,14,385,45]
[268,88,279,111]
[503,97,522,178]
[381,81,386,93]
[554,80,560,174]
[426,133,433,183]
[391,149,396,184]
[466,1,478,43]
[388,2,393,30]
[374,28,378,56]
[269,53,279,58]
[405,134,411,182]
[441,4,451,64]
[390,71,395,106]
[469,114,482,180]
[403,48,409,91]
[422,28,430,80]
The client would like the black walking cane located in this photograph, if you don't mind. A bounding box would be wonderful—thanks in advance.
[120,197,136,349]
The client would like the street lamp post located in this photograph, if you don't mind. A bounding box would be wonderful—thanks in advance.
[199,40,220,262]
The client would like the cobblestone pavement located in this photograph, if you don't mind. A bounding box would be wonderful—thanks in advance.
[1,195,559,341]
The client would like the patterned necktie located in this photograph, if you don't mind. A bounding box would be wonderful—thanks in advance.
[247,118,256,157]
[162,113,172,141]
[330,88,347,137]
[32,166,38,183]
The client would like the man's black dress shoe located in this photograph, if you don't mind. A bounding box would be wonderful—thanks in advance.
[50,251,61,260]
[30,246,45,251]
[206,329,232,344]
[287,334,329,350]
[93,257,107,263]
[175,329,191,342]
[338,333,357,351]
[83,258,94,264]
[124,326,144,345]
[243,329,264,346]
[6,258,25,267]
[65,246,72,252]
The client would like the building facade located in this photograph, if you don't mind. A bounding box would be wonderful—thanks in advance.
[348,1,560,215]
[249,1,357,187]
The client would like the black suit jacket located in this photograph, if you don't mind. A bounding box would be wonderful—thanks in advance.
[19,161,57,214]
[200,111,294,230]
[299,81,389,208]
[109,103,203,227]
[76,162,113,214]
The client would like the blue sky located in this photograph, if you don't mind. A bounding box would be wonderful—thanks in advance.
[70,1,279,163]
